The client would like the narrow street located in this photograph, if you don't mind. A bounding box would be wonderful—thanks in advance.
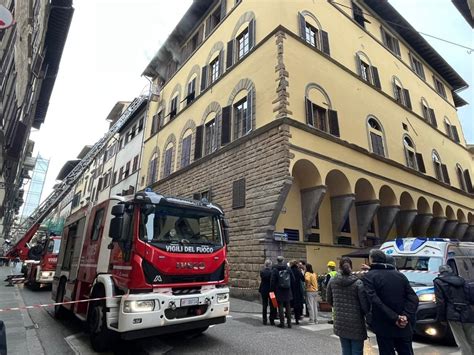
[0,265,461,355]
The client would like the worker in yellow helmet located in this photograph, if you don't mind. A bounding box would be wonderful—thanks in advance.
[325,260,338,324]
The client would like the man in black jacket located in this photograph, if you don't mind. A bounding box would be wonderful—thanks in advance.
[259,259,276,325]
[270,256,294,328]
[433,265,474,355]
[363,249,419,355]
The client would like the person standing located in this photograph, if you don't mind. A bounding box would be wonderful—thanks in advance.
[270,255,294,328]
[433,265,474,355]
[327,257,369,355]
[304,263,319,324]
[363,249,418,355]
[290,260,305,324]
[325,260,338,324]
[259,259,276,325]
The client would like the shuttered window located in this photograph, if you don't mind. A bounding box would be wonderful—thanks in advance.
[457,166,467,192]
[370,132,384,157]
[352,2,365,28]
[237,28,249,60]
[409,53,425,80]
[205,119,217,156]
[381,28,401,56]
[221,106,231,145]
[463,169,473,193]
[194,125,203,160]
[181,135,192,168]
[132,155,139,172]
[210,57,220,84]
[433,76,447,98]
[432,152,443,182]
[305,98,339,137]
[232,178,246,209]
[147,156,158,185]
[234,97,251,139]
[441,164,451,185]
[170,97,178,120]
[186,78,196,105]
[163,148,173,178]
[415,153,426,173]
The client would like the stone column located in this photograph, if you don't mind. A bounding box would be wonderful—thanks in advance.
[452,223,468,240]
[426,217,447,237]
[356,200,379,246]
[396,210,417,237]
[331,194,355,242]
[300,186,327,240]
[412,213,433,236]
[440,220,457,238]
[463,225,474,242]
[377,206,400,242]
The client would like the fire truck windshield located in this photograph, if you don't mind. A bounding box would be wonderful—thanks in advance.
[46,238,61,254]
[140,206,223,247]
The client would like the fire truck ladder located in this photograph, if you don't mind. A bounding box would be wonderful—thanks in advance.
[6,96,147,259]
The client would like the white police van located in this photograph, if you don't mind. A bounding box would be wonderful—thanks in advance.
[379,237,474,340]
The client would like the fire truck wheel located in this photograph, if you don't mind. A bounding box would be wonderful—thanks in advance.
[54,280,68,319]
[88,295,118,352]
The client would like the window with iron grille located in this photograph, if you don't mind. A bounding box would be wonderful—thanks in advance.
[232,178,245,209]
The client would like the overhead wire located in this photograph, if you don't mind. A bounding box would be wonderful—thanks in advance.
[331,2,474,53]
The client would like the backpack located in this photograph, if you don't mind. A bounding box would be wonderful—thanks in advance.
[278,268,291,289]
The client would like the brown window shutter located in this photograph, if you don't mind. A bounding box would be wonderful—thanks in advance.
[194,125,203,160]
[355,55,362,77]
[371,66,381,89]
[305,97,314,126]
[451,126,460,143]
[403,89,412,109]
[463,169,473,193]
[248,19,255,49]
[197,25,204,44]
[428,108,437,127]
[298,12,306,38]
[321,31,330,56]
[328,109,340,137]
[393,38,401,56]
[219,50,224,76]
[220,0,226,20]
[221,106,231,145]
[226,40,234,69]
[201,66,208,91]
[205,17,212,38]
[370,132,384,157]
[415,153,426,173]
[380,26,387,45]
[441,164,450,184]
[246,91,253,130]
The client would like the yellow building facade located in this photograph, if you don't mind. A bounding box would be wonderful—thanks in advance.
[140,0,473,287]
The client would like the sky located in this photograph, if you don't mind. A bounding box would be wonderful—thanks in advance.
[29,0,473,205]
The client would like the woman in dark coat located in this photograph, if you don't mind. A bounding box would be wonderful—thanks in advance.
[327,257,369,355]
[290,260,305,324]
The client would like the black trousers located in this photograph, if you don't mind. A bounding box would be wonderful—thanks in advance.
[375,335,414,355]
[261,294,277,323]
[278,301,291,325]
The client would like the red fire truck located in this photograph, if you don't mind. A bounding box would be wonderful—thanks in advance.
[24,235,61,290]
[52,191,230,352]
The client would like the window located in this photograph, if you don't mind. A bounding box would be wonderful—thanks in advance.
[409,53,425,80]
[232,178,246,209]
[129,125,137,140]
[352,1,366,28]
[103,171,111,188]
[432,151,443,181]
[234,98,250,139]
[355,54,381,89]
[205,118,217,155]
[186,78,196,105]
[359,59,370,82]
[433,76,446,98]
[124,161,130,179]
[138,118,144,132]
[207,7,221,35]
[210,57,220,84]
[170,96,178,120]
[368,118,385,157]
[71,192,81,209]
[421,101,430,121]
[91,209,105,241]
[444,118,460,143]
[392,78,412,109]
[124,132,129,145]
[403,136,425,172]
[236,28,249,60]
[381,28,401,56]
[394,82,403,104]
[163,148,173,178]
[181,135,192,168]
[421,99,437,127]
[147,153,158,185]
[119,167,124,181]
[132,155,139,172]
[112,172,117,185]
[305,97,340,137]
[305,22,319,48]
[456,165,467,192]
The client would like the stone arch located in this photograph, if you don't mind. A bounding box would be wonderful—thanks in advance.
[160,134,177,179]
[325,170,351,196]
[168,83,182,117]
[185,64,201,94]
[305,83,333,109]
[177,120,197,169]
[146,146,160,186]
[446,206,456,220]
[205,41,224,66]
[400,192,415,210]
[356,50,373,67]
[291,159,322,188]
[433,202,444,217]
[300,10,322,31]
[355,178,376,201]
[230,11,256,40]
[457,209,467,223]
[201,101,222,125]
[417,197,430,214]
[379,185,397,206]
[227,78,255,105]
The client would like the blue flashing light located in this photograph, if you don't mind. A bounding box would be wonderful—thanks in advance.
[145,187,152,192]
[411,238,427,251]
[396,238,404,251]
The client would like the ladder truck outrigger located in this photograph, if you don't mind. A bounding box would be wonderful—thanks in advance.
[4,97,147,288]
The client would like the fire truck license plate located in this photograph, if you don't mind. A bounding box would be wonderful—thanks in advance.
[180,297,199,307]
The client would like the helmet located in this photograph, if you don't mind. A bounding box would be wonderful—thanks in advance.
[327,261,336,268]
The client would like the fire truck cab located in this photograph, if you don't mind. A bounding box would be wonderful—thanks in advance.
[52,191,230,352]
[24,236,61,290]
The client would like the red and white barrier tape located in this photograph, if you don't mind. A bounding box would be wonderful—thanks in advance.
[0,295,123,313]
[353,269,437,275]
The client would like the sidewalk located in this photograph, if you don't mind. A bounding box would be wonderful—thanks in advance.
[0,264,44,355]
